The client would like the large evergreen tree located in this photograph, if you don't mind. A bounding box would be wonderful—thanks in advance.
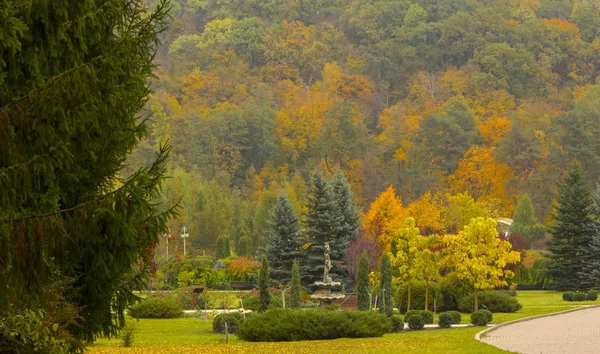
[356,251,370,311]
[305,173,342,285]
[264,193,305,284]
[330,171,361,260]
[579,184,600,288]
[0,0,171,349]
[547,163,596,290]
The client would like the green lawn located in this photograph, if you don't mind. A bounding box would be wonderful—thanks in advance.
[88,291,596,353]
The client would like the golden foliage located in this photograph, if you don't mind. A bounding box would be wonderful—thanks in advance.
[363,186,408,251]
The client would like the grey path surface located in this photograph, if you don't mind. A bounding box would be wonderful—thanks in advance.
[482,307,600,354]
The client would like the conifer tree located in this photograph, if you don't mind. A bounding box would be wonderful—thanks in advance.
[0,0,171,346]
[264,194,305,284]
[305,173,342,285]
[379,253,393,317]
[223,236,231,258]
[547,163,596,290]
[511,195,546,245]
[290,259,302,308]
[357,251,370,311]
[259,254,270,312]
[579,184,600,288]
[331,171,361,260]
[236,235,252,257]
[215,236,227,260]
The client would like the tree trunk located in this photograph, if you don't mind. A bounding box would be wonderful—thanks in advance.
[474,287,478,312]
[425,278,429,311]
[407,279,412,312]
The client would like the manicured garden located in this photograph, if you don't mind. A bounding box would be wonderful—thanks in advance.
[88,291,597,353]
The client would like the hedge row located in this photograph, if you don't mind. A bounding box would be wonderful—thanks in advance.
[236,309,391,341]
[458,292,522,313]
[563,290,598,301]
[128,298,183,319]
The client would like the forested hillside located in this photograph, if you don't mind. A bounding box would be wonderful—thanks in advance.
[136,0,600,255]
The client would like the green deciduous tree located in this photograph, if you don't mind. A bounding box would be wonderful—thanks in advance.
[391,217,421,312]
[547,163,596,290]
[511,195,546,245]
[357,251,370,311]
[0,0,172,347]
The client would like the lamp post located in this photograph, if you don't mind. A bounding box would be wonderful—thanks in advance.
[181,225,189,257]
[163,227,171,261]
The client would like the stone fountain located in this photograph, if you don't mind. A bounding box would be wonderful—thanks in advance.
[311,242,344,306]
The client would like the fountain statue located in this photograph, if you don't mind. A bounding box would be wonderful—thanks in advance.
[311,242,344,306]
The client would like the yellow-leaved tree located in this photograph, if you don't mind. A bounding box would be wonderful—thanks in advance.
[443,217,521,311]
[415,234,442,311]
[363,186,408,251]
[390,217,421,312]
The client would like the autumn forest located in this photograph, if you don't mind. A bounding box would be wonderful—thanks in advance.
[137,0,600,258]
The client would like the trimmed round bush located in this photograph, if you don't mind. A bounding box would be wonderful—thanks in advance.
[438,312,453,328]
[587,290,598,301]
[479,309,493,322]
[407,314,425,330]
[446,310,462,324]
[573,292,587,301]
[403,310,420,320]
[389,314,404,332]
[419,310,434,324]
[128,298,183,319]
[458,292,522,313]
[237,309,391,341]
[213,313,242,333]
[470,310,489,326]
[562,292,574,301]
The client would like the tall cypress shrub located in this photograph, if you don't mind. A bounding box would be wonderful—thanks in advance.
[357,251,370,311]
[259,254,270,312]
[379,254,393,317]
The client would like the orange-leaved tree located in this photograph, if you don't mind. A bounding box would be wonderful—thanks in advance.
[363,186,408,251]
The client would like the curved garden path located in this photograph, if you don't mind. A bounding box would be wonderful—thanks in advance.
[481,306,600,353]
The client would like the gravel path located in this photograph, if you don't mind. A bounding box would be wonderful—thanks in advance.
[482,307,600,354]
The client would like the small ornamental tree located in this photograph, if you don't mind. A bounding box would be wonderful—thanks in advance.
[357,251,370,311]
[379,253,393,317]
[391,217,421,312]
[443,217,520,311]
[259,254,270,312]
[290,259,301,309]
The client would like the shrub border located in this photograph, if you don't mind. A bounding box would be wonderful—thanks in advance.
[475,304,600,343]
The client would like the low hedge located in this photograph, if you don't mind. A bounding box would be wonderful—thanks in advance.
[128,298,183,319]
[237,309,391,341]
[562,292,574,301]
[587,290,598,301]
[458,292,522,313]
[563,291,598,301]
[573,292,588,301]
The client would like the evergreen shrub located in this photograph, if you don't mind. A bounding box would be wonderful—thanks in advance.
[438,312,453,328]
[403,310,420,320]
[479,309,493,322]
[407,314,425,330]
[562,292,574,301]
[419,310,434,324]
[213,313,242,333]
[458,292,522,313]
[587,290,598,301]
[389,314,404,332]
[470,311,489,326]
[439,278,472,311]
[128,298,183,319]
[573,292,587,301]
[236,309,391,341]
[396,281,443,313]
[447,310,462,324]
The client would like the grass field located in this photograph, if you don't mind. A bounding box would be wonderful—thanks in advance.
[87,291,597,353]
